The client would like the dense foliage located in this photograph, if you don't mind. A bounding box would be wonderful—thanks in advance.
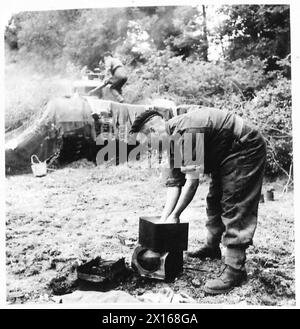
[4,5,292,178]
[217,5,290,61]
[123,51,292,177]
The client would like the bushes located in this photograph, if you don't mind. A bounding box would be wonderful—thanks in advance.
[124,51,268,104]
[124,51,292,178]
[242,77,292,177]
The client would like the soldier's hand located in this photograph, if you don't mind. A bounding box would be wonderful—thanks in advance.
[165,214,180,224]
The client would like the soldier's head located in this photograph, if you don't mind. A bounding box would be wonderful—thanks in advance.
[130,110,167,144]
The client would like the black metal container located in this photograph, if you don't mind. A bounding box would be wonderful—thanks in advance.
[138,216,189,252]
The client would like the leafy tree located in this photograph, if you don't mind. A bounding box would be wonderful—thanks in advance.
[125,6,210,60]
[63,8,129,68]
[5,8,129,68]
[10,10,80,60]
[217,5,290,61]
[5,14,24,50]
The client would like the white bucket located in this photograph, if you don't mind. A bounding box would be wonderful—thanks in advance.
[31,155,47,177]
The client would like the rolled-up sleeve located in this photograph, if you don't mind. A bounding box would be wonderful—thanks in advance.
[181,165,202,180]
[165,138,186,187]
[164,125,205,186]
[165,168,186,187]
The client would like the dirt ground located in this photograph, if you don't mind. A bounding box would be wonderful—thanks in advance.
[5,159,295,306]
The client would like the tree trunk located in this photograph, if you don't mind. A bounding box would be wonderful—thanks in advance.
[202,5,209,62]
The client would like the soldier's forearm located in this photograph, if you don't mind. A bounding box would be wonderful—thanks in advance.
[161,186,181,221]
[170,178,199,218]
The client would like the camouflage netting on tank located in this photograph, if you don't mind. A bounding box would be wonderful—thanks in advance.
[5,96,178,174]
[5,94,95,174]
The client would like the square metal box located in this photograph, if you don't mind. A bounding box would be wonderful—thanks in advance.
[138,216,189,252]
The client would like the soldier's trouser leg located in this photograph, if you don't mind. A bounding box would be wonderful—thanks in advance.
[110,88,124,103]
[220,128,266,270]
[109,71,127,103]
[205,172,225,247]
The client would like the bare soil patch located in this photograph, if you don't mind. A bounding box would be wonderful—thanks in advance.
[6,160,295,306]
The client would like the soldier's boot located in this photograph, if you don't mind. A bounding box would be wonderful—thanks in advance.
[203,265,247,295]
[187,245,222,260]
[110,89,124,103]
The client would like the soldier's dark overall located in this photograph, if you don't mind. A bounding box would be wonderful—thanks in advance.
[165,107,267,270]
[105,57,127,103]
